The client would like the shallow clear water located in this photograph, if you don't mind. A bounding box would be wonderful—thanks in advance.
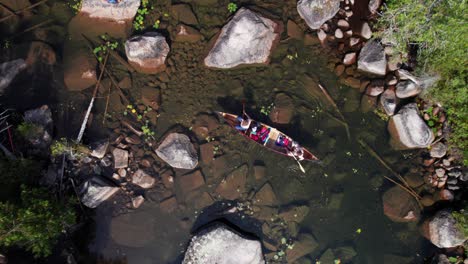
[0,0,430,263]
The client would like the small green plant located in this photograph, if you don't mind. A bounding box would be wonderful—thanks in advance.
[134,0,150,30]
[153,19,160,29]
[286,53,298,61]
[422,106,442,134]
[50,138,69,156]
[93,35,119,62]
[1,40,11,49]
[373,109,389,121]
[68,0,82,14]
[227,2,238,13]
[124,105,156,141]
[17,122,41,138]
[260,103,274,116]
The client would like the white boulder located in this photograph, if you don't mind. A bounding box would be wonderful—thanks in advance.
[80,0,140,22]
[297,0,341,30]
[388,103,434,149]
[183,224,265,264]
[204,8,282,69]
[156,133,198,169]
[125,32,170,74]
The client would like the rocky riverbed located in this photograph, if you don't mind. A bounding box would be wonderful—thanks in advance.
[0,0,466,263]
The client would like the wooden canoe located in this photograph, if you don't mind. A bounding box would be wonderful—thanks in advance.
[218,112,319,161]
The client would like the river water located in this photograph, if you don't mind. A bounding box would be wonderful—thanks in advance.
[0,0,432,263]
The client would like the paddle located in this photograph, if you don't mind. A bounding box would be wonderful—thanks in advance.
[291,153,306,173]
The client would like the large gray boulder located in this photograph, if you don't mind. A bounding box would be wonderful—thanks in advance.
[125,32,170,74]
[204,8,282,69]
[80,0,140,22]
[183,224,265,264]
[297,0,341,30]
[388,103,434,149]
[80,177,119,208]
[0,59,27,93]
[421,210,467,248]
[358,39,387,76]
[156,133,198,169]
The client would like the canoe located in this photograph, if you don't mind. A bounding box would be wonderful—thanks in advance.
[218,112,319,161]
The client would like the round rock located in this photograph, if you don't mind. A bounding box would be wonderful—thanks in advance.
[430,142,447,158]
[125,32,170,74]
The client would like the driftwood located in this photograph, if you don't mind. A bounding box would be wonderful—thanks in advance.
[0,0,48,23]
[82,37,130,105]
[358,139,422,202]
[121,120,143,137]
[323,111,351,140]
[8,19,53,39]
[316,83,351,140]
[76,52,109,142]
[82,34,135,72]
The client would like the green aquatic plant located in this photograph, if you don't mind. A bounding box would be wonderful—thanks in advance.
[0,185,76,257]
[134,0,150,31]
[93,35,119,62]
[68,0,82,14]
[373,108,389,121]
[227,2,238,13]
[153,19,160,29]
[260,103,274,116]
[17,122,41,138]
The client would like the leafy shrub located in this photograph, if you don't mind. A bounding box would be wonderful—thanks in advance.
[377,0,468,163]
[0,186,76,257]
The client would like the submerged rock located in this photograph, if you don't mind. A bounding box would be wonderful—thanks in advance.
[80,177,119,208]
[183,224,264,264]
[0,59,27,94]
[269,93,294,124]
[80,0,140,22]
[156,133,198,169]
[204,8,282,69]
[421,210,467,248]
[215,165,247,200]
[63,48,97,91]
[297,0,340,30]
[131,169,156,189]
[174,24,202,43]
[125,32,170,74]
[388,103,434,149]
[382,186,420,222]
[357,39,387,76]
[286,233,318,263]
[110,211,156,247]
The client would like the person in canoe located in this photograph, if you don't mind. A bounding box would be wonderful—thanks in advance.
[235,111,252,132]
[288,141,304,161]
